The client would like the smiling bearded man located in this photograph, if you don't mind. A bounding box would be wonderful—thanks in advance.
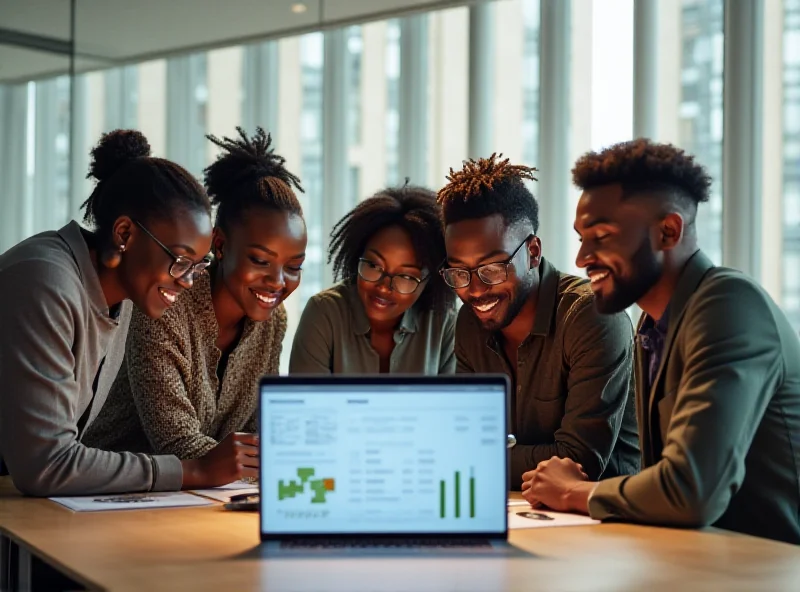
[522,139,800,546]
[437,154,640,490]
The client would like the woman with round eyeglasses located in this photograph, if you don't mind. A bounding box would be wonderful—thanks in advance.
[85,128,307,463]
[289,184,457,375]
[0,129,262,496]
[132,219,212,295]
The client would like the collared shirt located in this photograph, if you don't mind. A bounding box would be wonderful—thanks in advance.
[289,282,457,375]
[84,270,286,459]
[638,309,670,391]
[455,258,640,486]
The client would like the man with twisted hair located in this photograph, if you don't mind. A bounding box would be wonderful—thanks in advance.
[438,154,640,490]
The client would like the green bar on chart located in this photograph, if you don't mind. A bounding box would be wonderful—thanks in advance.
[470,467,475,518]
[440,480,445,518]
[455,471,461,518]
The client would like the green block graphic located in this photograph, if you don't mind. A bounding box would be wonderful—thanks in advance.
[278,467,335,503]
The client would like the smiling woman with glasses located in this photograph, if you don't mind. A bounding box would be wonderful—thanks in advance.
[85,128,307,468]
[0,129,262,498]
[357,258,429,294]
[133,220,211,283]
[289,184,456,376]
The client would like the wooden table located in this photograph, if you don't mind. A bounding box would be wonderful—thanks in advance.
[1,478,799,591]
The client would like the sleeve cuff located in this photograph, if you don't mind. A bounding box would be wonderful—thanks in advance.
[150,454,183,491]
[587,475,626,520]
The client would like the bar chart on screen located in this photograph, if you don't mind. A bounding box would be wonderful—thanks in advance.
[260,387,507,533]
[439,467,476,519]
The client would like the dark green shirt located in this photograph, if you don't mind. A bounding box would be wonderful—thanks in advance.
[455,258,640,488]
[289,282,457,375]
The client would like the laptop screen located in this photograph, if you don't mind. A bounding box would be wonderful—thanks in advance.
[259,377,508,537]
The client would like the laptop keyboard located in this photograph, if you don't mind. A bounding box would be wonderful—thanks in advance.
[280,538,492,550]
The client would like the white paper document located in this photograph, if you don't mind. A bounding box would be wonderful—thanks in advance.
[211,479,258,491]
[508,509,600,529]
[50,491,214,512]
[507,499,530,507]
[191,483,259,503]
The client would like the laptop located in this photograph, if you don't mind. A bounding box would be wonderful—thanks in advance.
[257,375,510,554]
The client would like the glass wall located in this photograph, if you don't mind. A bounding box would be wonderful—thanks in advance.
[680,0,725,265]
[784,0,800,331]
[0,2,538,371]
[2,0,797,359]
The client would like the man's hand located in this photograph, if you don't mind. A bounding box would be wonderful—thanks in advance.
[180,432,259,489]
[521,456,595,514]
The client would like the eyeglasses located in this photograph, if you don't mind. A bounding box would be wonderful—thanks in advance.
[134,220,211,281]
[357,258,427,295]
[440,235,533,289]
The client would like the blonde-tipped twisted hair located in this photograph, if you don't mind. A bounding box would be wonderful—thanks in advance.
[437,153,540,232]
[438,153,538,204]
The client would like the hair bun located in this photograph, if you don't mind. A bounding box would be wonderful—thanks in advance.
[88,129,151,183]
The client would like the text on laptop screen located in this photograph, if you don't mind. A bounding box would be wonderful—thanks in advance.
[259,383,507,535]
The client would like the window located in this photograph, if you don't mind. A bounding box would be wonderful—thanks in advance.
[784,0,800,332]
[1,2,540,372]
[296,32,325,309]
[386,19,401,186]
[590,0,634,151]
[681,0,724,265]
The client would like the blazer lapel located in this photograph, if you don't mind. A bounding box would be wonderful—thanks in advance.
[646,250,716,434]
[633,314,653,465]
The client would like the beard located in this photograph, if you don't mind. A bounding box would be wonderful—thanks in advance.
[499,277,536,329]
[475,273,537,332]
[595,236,662,314]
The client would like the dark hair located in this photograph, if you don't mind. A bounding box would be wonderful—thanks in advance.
[437,153,540,233]
[204,127,304,232]
[328,184,455,311]
[571,138,712,212]
[81,130,211,242]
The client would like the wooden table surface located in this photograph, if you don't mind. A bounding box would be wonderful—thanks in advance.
[1,478,799,591]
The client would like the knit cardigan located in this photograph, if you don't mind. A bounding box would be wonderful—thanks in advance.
[84,272,286,459]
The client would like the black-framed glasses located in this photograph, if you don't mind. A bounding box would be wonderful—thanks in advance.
[440,234,533,289]
[134,220,211,280]
[357,258,427,295]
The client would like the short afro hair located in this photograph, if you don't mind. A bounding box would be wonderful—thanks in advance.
[437,154,539,233]
[328,184,455,312]
[571,139,712,213]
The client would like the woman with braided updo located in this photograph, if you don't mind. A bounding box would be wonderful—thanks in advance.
[85,128,307,463]
[289,183,456,375]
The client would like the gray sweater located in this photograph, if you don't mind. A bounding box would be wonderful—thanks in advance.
[0,221,182,496]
